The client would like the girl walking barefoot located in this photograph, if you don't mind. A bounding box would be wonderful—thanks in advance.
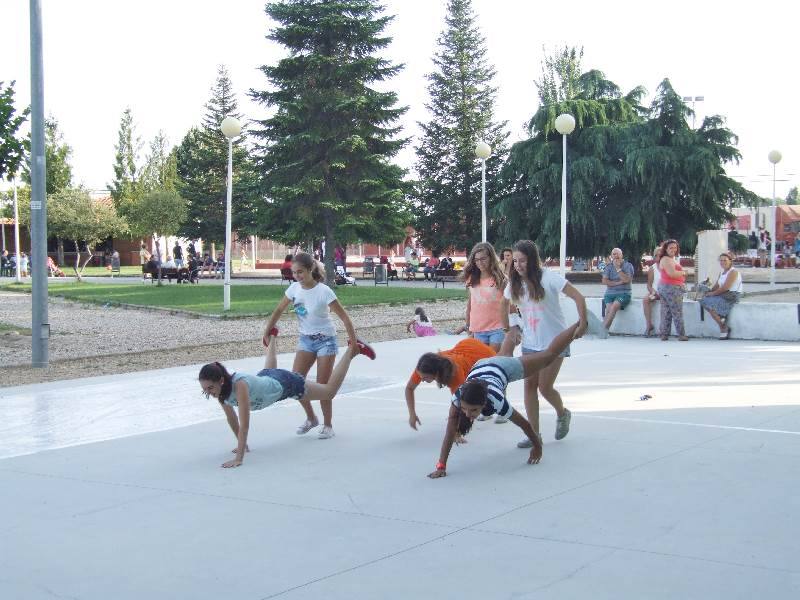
[263,252,358,440]
[501,240,588,448]
[199,332,376,468]
[428,322,579,478]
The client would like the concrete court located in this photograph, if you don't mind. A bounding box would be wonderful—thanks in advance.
[1,334,799,599]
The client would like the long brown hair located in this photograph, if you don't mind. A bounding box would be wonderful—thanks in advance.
[509,240,545,303]
[292,251,325,282]
[416,353,454,388]
[199,362,233,404]
[462,242,506,289]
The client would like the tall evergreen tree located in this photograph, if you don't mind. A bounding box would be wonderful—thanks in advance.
[140,130,178,193]
[108,107,142,214]
[250,0,410,281]
[0,80,29,181]
[176,65,257,246]
[496,49,758,268]
[414,0,509,252]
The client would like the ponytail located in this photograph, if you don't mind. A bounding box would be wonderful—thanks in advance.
[199,361,233,404]
[293,251,325,282]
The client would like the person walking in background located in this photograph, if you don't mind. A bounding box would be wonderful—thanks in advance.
[602,247,635,331]
[657,239,688,341]
[643,246,663,336]
[699,252,742,340]
[502,240,588,447]
[262,252,360,440]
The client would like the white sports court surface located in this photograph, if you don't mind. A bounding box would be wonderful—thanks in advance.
[1,334,799,599]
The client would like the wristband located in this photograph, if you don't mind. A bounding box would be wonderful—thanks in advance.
[436,461,446,471]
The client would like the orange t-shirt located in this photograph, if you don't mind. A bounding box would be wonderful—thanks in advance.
[409,338,496,393]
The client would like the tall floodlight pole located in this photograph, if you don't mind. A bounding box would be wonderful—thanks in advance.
[554,113,576,278]
[30,0,49,367]
[475,141,492,243]
[682,95,705,129]
[767,150,782,287]
[220,116,242,311]
[13,177,21,283]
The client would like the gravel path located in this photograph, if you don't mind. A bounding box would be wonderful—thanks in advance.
[0,291,466,387]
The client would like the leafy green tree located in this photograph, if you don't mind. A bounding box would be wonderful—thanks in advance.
[250,0,410,282]
[109,107,142,217]
[786,186,798,205]
[125,189,187,281]
[0,80,29,181]
[414,0,509,252]
[496,50,758,270]
[176,66,258,247]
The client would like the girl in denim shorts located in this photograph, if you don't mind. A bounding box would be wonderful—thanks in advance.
[200,332,375,468]
[263,252,359,440]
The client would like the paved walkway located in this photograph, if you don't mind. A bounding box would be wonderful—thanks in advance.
[2,335,799,599]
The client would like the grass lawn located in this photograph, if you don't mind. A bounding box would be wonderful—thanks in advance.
[0,321,32,336]
[1,282,466,316]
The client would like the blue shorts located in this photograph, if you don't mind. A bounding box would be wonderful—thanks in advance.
[522,345,571,358]
[472,328,506,346]
[297,333,338,356]
[256,368,306,400]
[604,292,632,309]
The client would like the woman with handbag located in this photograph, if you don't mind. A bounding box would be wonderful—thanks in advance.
[699,252,742,340]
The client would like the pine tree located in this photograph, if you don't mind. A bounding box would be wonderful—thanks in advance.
[414,0,509,253]
[140,130,178,194]
[250,0,410,281]
[176,65,257,246]
[108,107,142,215]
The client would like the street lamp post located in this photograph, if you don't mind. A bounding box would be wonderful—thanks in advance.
[220,115,242,311]
[554,113,576,278]
[475,141,492,243]
[682,95,704,129]
[13,177,21,283]
[768,150,782,287]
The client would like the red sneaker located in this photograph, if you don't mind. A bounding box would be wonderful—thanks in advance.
[355,339,376,360]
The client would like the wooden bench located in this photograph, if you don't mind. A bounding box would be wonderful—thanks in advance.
[142,264,192,284]
[433,268,460,288]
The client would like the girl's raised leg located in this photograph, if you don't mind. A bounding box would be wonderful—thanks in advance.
[302,341,374,403]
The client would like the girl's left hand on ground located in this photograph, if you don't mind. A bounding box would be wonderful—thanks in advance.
[528,446,542,464]
[222,458,243,468]
[428,469,446,479]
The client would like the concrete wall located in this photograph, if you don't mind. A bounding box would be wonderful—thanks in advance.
[559,296,800,342]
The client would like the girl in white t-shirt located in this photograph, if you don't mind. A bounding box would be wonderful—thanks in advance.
[263,252,358,440]
[501,240,588,448]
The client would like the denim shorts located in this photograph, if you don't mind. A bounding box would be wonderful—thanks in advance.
[522,345,571,358]
[297,333,338,356]
[474,356,525,385]
[257,368,306,400]
[604,291,632,309]
[472,328,506,346]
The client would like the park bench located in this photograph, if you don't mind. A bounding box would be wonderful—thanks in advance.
[142,264,192,284]
[433,268,460,288]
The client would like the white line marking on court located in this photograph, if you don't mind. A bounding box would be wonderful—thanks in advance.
[581,414,800,435]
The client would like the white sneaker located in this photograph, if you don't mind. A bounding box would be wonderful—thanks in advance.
[494,415,509,424]
[476,414,492,421]
[296,418,319,435]
[318,426,335,440]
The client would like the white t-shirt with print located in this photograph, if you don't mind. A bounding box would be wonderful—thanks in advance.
[504,271,567,351]
[285,282,338,337]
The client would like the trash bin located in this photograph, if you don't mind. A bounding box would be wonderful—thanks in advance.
[374,263,388,286]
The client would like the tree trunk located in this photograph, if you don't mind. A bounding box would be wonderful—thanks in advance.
[57,238,65,266]
[72,240,83,282]
[154,234,164,286]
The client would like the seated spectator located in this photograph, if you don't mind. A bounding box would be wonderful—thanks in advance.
[643,246,662,336]
[201,253,213,278]
[439,253,454,271]
[386,256,398,280]
[602,247,635,330]
[163,255,177,269]
[280,254,293,272]
[405,251,420,279]
[699,252,742,340]
[215,252,225,278]
[423,253,440,280]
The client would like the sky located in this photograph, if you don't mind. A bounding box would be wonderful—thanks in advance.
[3,0,798,200]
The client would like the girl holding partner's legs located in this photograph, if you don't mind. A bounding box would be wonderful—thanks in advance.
[199,332,376,468]
[501,240,588,448]
[262,252,359,440]
[428,322,579,478]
